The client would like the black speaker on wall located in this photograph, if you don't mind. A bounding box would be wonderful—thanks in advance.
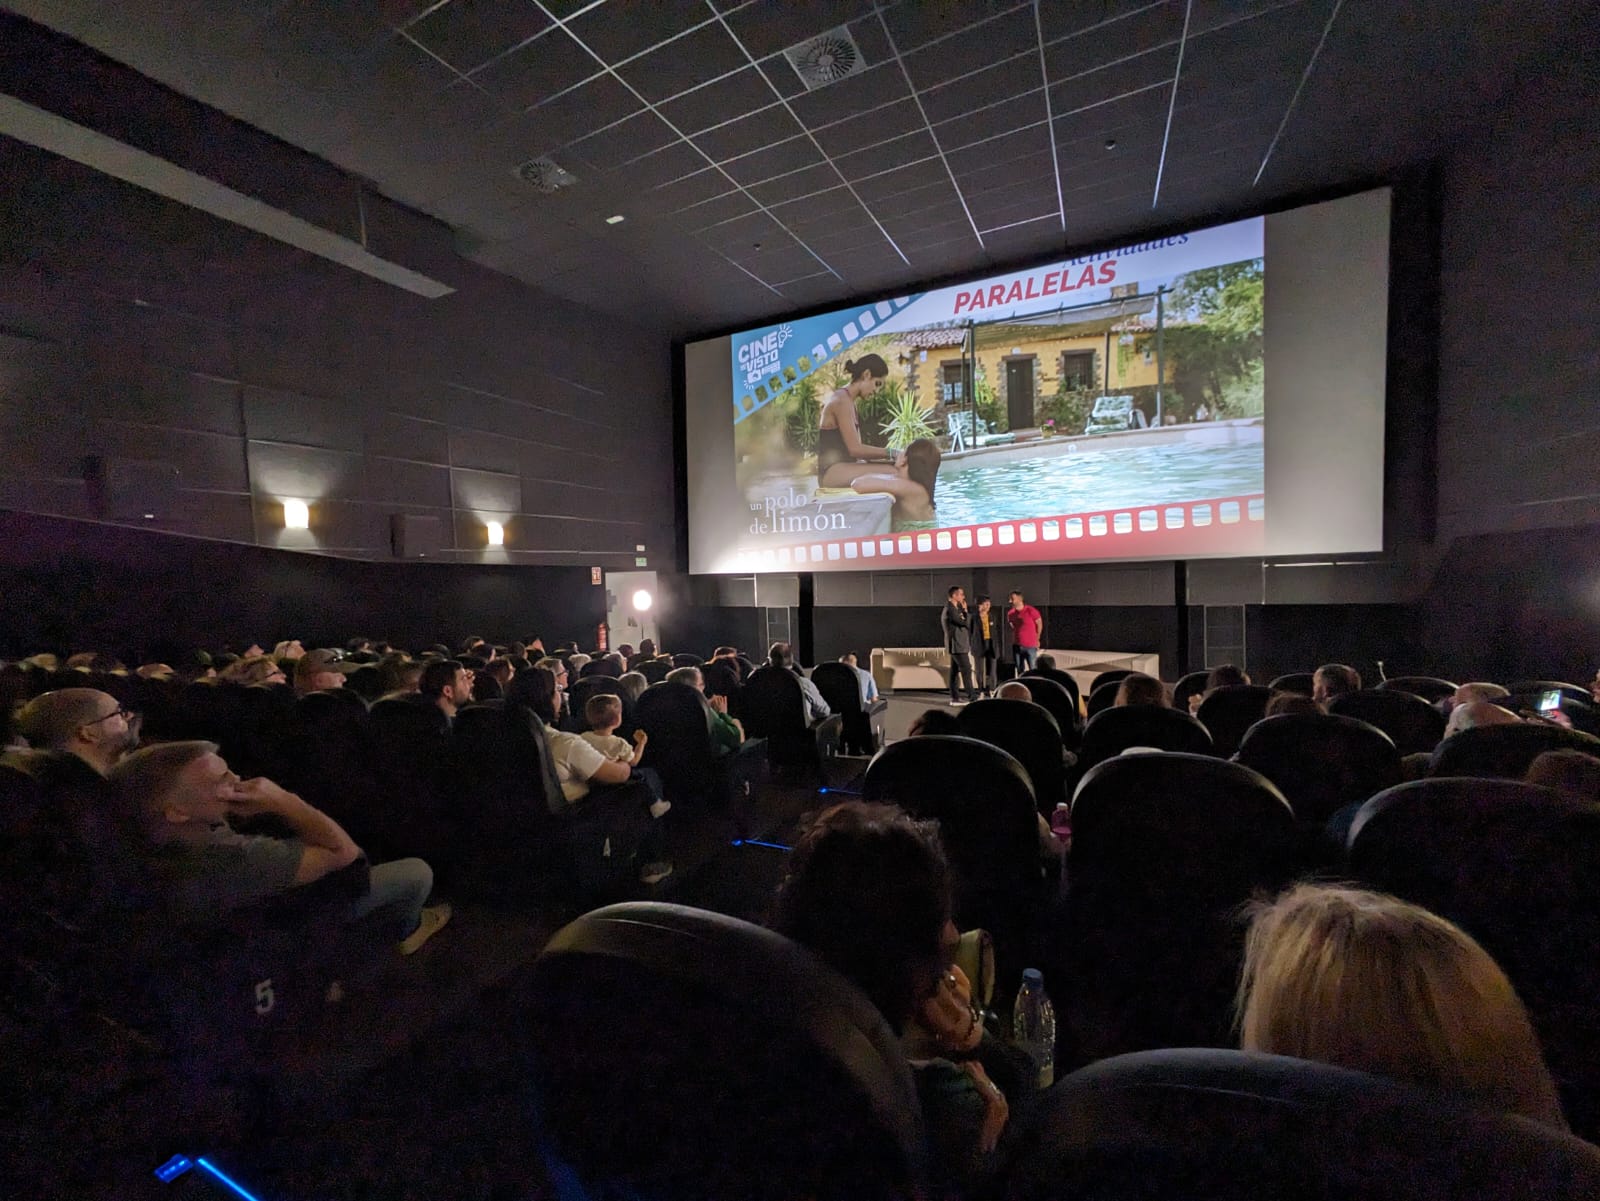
[391,513,444,559]
[83,456,179,521]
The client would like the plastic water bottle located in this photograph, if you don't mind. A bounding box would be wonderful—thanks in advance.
[1012,968,1056,1089]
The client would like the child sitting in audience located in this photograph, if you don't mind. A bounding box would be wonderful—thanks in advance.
[1237,883,1566,1130]
[581,694,669,818]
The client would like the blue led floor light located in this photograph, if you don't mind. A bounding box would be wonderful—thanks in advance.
[152,1154,193,1182]
[195,1157,265,1201]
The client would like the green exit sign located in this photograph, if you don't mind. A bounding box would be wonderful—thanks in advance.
[635,556,648,566]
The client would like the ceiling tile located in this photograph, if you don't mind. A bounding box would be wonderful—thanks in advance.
[564,0,715,65]
[901,5,1040,92]
[1042,2,1184,80]
[936,90,1051,152]
[811,94,926,158]
[486,73,642,159]
[748,160,846,207]
[689,102,806,160]
[694,208,787,251]
[719,0,880,60]
[619,138,712,189]
[659,67,784,135]
[406,0,552,74]
[918,57,1043,124]
[1049,45,1177,114]
[566,111,682,172]
[867,178,960,219]
[470,27,602,109]
[753,52,810,99]
[767,185,865,228]
[614,22,750,103]
[647,165,739,211]
[946,125,1052,176]
[719,136,825,187]
[852,157,951,203]
[880,1,1022,55]
[835,127,939,179]
[671,189,759,226]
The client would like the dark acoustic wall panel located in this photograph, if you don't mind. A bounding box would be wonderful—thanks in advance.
[0,510,602,658]
[0,25,675,568]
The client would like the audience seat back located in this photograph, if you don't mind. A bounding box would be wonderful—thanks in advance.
[525,902,925,1201]
[277,691,378,847]
[635,681,725,807]
[1379,675,1457,703]
[957,698,1067,813]
[700,660,741,704]
[1026,665,1082,709]
[742,665,818,769]
[863,736,1042,986]
[637,659,671,684]
[1085,680,1120,718]
[1077,705,1214,775]
[1058,754,1296,1059]
[811,661,881,755]
[1195,684,1274,758]
[1267,671,1315,696]
[1172,670,1212,713]
[671,653,705,669]
[1328,688,1447,755]
[1428,722,1600,779]
[366,697,452,860]
[999,1048,1600,1201]
[1090,669,1133,694]
[1017,674,1082,746]
[1348,778,1600,1137]
[580,657,621,679]
[1235,713,1401,824]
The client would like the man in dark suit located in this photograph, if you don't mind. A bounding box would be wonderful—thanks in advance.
[940,585,978,706]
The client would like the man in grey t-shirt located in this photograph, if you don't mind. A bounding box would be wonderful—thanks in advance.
[113,740,450,955]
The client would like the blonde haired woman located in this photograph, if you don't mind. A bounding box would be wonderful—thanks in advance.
[1237,884,1566,1130]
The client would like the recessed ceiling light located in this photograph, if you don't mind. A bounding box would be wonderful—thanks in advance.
[605,214,625,224]
[1104,138,1117,150]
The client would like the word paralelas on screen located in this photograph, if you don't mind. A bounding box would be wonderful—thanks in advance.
[949,234,1190,317]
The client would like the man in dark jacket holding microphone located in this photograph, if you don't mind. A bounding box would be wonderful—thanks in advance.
[940,586,979,706]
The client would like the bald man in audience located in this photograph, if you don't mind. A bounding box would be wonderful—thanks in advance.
[1448,681,1510,711]
[996,681,1033,701]
[1444,699,1520,738]
[17,688,140,777]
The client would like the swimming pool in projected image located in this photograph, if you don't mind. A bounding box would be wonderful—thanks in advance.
[906,439,1264,530]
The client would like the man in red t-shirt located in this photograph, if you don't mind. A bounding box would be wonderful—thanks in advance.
[1006,590,1043,676]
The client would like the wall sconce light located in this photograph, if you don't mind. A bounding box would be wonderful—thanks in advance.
[486,521,505,546]
[283,499,310,530]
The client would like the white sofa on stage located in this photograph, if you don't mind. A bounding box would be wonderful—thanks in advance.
[870,647,1160,699]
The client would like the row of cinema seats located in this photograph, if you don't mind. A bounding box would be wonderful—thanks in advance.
[0,668,700,904]
[854,702,1600,1140]
[521,902,1600,1201]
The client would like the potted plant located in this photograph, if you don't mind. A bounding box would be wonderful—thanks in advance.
[1041,418,1057,439]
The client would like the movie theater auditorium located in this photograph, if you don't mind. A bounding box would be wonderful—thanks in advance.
[2,2,1598,1197]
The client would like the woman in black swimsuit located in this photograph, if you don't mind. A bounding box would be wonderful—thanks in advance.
[817,355,896,487]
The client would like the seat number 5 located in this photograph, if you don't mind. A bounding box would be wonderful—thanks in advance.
[254,978,276,1015]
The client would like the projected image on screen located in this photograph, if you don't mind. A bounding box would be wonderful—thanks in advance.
[724,218,1264,568]
[685,189,1391,573]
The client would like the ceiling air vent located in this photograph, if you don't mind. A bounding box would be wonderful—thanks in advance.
[783,27,865,91]
[514,157,578,194]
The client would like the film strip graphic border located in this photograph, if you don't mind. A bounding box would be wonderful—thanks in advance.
[732,493,1265,570]
[734,293,924,425]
